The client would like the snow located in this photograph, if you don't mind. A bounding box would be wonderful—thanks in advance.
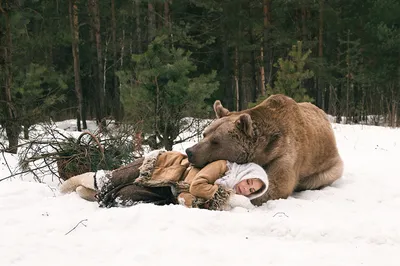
[1,121,400,266]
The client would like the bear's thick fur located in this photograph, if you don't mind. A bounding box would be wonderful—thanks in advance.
[186,94,343,205]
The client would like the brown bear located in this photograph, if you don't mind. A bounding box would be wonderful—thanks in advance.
[185,94,343,205]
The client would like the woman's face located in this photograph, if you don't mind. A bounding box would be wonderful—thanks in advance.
[235,178,263,196]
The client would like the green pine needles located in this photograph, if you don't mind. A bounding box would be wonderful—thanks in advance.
[119,36,219,150]
[267,41,314,103]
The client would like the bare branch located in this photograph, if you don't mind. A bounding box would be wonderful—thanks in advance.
[65,219,88,235]
[0,142,13,176]
[0,162,55,182]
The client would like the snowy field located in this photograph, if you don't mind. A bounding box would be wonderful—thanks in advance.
[1,121,400,266]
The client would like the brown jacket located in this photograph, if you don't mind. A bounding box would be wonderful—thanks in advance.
[133,151,229,207]
[98,151,232,210]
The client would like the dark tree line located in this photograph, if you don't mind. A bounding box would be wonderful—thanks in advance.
[1,0,399,153]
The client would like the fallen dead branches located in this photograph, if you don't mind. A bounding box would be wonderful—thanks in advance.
[1,121,142,183]
[65,219,88,235]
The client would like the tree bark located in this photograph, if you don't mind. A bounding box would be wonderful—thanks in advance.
[346,29,351,122]
[234,46,240,111]
[69,0,86,131]
[301,6,307,41]
[135,0,142,53]
[147,2,156,43]
[260,47,266,96]
[248,3,258,103]
[154,76,160,146]
[317,0,324,109]
[263,0,272,86]
[23,122,30,140]
[221,3,233,110]
[390,84,396,127]
[111,0,121,122]
[88,0,105,126]
[397,62,400,127]
[164,0,170,29]
[1,1,19,153]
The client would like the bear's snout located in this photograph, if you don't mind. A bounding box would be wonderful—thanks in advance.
[185,148,193,161]
[185,146,207,167]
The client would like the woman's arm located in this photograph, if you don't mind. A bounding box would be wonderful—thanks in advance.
[189,160,227,200]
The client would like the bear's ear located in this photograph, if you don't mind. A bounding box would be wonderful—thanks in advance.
[235,114,253,137]
[214,100,230,118]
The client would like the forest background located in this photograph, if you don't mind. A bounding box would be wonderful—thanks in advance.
[1,0,399,154]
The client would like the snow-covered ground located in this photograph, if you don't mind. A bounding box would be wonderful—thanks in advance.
[1,122,399,266]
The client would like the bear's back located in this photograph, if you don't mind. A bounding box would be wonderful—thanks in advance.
[254,95,339,176]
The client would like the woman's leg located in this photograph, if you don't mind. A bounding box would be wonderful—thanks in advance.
[98,184,175,208]
[76,186,97,201]
[59,172,96,195]
[105,157,145,187]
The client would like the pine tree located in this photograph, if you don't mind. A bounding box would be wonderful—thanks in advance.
[119,36,219,150]
[14,64,67,139]
[267,41,314,102]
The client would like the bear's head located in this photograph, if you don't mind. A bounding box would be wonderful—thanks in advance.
[186,100,261,168]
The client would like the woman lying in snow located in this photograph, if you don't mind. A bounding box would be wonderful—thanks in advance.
[59,150,268,211]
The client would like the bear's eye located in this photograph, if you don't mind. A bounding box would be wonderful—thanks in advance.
[203,132,207,138]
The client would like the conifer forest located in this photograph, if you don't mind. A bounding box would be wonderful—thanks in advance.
[1,0,399,153]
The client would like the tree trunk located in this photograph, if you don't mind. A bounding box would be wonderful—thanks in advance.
[327,84,336,115]
[390,84,396,127]
[164,0,171,29]
[263,0,272,86]
[234,46,240,111]
[239,51,247,110]
[317,0,324,109]
[120,29,125,68]
[301,7,307,41]
[163,135,173,151]
[69,0,86,131]
[1,2,19,153]
[248,4,258,103]
[103,39,108,116]
[88,0,105,126]
[260,47,266,96]
[346,29,350,122]
[221,3,233,110]
[147,2,156,43]
[397,62,400,127]
[23,121,30,140]
[154,76,160,145]
[135,0,142,53]
[111,0,121,122]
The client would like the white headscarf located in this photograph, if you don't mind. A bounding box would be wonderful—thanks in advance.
[215,161,269,200]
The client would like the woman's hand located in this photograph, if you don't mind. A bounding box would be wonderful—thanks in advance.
[225,194,255,210]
